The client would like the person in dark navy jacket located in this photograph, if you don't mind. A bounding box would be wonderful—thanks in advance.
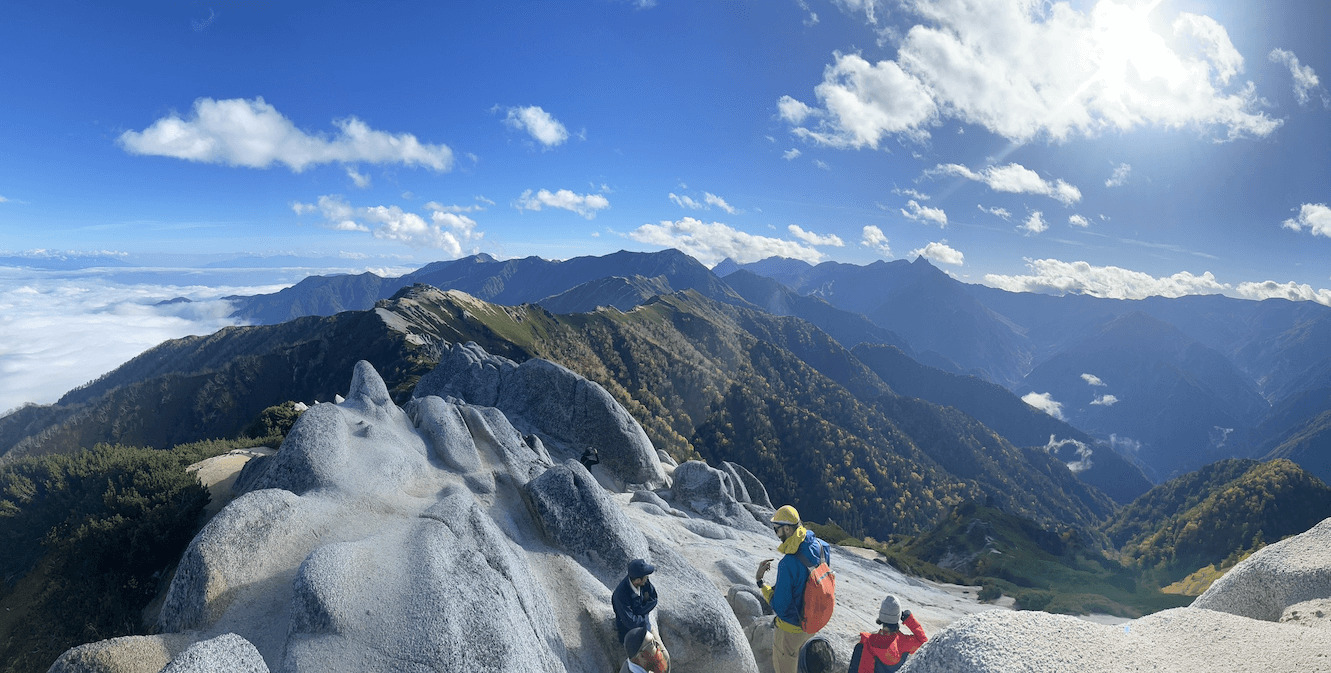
[613,558,659,641]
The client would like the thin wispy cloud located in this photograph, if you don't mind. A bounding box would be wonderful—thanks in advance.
[985,258,1229,300]
[346,166,371,189]
[515,188,609,219]
[292,196,483,254]
[1105,163,1132,188]
[933,163,1082,206]
[627,217,824,266]
[669,191,736,214]
[788,224,844,247]
[783,148,802,160]
[901,199,948,227]
[502,105,570,147]
[1090,394,1119,407]
[780,1,1280,144]
[1269,48,1327,107]
[909,241,963,266]
[1282,203,1331,238]
[119,97,454,171]
[1069,214,1090,228]
[978,204,1011,220]
[1045,436,1093,473]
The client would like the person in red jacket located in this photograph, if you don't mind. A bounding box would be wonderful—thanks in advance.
[846,595,927,673]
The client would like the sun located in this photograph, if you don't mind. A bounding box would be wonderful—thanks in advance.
[1090,0,1183,96]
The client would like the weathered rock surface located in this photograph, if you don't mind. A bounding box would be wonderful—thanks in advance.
[898,517,1331,673]
[669,460,768,534]
[414,342,664,487]
[51,353,764,673]
[1192,516,1331,621]
[158,633,267,673]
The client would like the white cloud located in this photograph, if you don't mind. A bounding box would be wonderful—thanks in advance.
[901,199,948,227]
[1081,373,1106,387]
[1045,436,1093,473]
[704,193,737,214]
[627,218,824,266]
[1269,48,1325,107]
[783,148,802,160]
[1236,280,1331,307]
[861,225,891,256]
[0,195,8,203]
[781,1,1280,144]
[1068,214,1090,228]
[1020,211,1048,235]
[832,0,883,25]
[784,52,938,149]
[1090,394,1119,406]
[669,193,703,210]
[119,97,454,171]
[1023,391,1065,421]
[503,105,570,147]
[515,189,610,219]
[984,258,1229,299]
[1282,203,1331,238]
[788,225,845,247]
[1105,162,1132,188]
[978,204,1011,220]
[813,159,831,171]
[935,162,1081,205]
[291,195,483,254]
[909,241,964,266]
[346,166,371,189]
[1109,434,1142,455]
[670,191,736,214]
[894,188,930,200]
[777,95,816,125]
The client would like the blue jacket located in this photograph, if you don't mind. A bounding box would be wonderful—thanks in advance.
[612,575,659,640]
[766,528,831,629]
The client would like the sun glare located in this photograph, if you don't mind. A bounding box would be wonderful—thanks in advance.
[1091,0,1181,94]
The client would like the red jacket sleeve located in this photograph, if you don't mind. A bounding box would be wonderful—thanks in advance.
[899,613,928,654]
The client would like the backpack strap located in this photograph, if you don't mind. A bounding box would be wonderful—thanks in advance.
[798,542,830,569]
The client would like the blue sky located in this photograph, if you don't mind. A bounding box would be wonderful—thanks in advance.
[2,0,1330,409]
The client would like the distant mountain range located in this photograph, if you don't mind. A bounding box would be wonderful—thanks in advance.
[213,249,1331,487]
[721,256,1331,484]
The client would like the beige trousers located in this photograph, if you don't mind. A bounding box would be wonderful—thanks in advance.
[772,624,813,673]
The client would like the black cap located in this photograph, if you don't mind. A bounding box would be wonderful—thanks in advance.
[628,558,656,578]
[624,627,648,657]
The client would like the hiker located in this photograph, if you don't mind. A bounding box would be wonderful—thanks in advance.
[797,635,840,673]
[613,558,659,641]
[756,504,833,673]
[846,595,927,673]
[620,626,671,673]
[579,447,600,470]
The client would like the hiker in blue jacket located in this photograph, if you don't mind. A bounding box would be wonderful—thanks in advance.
[756,505,832,673]
[613,558,659,641]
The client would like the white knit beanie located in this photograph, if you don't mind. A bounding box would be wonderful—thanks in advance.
[878,595,901,625]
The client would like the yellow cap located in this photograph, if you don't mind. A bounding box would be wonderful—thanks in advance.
[770,505,800,525]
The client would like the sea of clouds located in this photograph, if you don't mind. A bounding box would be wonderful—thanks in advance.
[0,262,405,414]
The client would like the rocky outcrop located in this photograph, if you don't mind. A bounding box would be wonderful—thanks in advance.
[899,516,1331,673]
[51,354,758,673]
[1191,516,1331,621]
[669,460,769,534]
[414,342,664,487]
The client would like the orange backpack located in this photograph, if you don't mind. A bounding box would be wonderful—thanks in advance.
[799,544,835,634]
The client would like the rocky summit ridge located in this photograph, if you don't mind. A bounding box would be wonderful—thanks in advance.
[48,342,1331,673]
